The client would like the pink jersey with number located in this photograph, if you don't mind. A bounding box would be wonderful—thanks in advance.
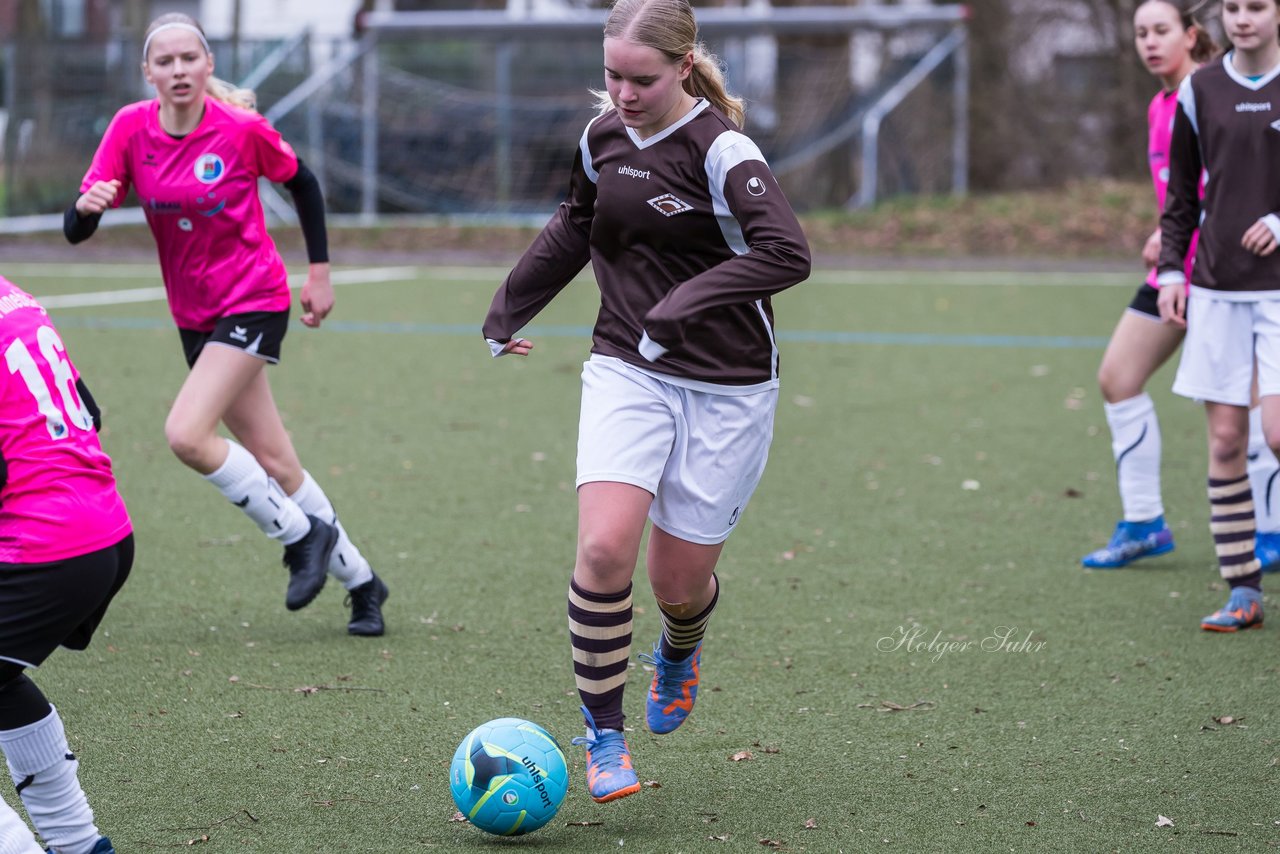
[1148,88,1199,287]
[0,277,131,563]
[80,98,298,332]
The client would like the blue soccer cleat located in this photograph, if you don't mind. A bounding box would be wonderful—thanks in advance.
[570,706,640,803]
[49,838,114,854]
[638,642,702,735]
[1200,587,1264,632]
[1256,532,1280,574]
[1081,516,1175,568]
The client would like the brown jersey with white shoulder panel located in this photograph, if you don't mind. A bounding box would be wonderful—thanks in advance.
[1159,55,1280,292]
[483,99,811,386]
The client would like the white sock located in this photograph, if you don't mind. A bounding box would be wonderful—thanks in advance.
[1105,393,1163,522]
[1247,406,1280,535]
[0,797,42,854]
[204,440,310,545]
[0,709,97,854]
[289,471,373,589]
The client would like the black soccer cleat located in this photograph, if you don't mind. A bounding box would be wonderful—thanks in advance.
[283,515,338,611]
[345,573,389,636]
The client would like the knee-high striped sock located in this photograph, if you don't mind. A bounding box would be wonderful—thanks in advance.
[1209,475,1262,591]
[568,580,632,731]
[657,574,719,662]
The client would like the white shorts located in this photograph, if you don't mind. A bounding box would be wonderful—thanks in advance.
[576,357,778,545]
[1173,287,1280,405]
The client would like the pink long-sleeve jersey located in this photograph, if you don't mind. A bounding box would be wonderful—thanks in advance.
[0,277,131,563]
[1147,87,1199,287]
[80,98,298,332]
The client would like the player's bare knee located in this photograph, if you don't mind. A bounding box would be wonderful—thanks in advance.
[163,419,215,470]
[1097,363,1140,403]
[1208,432,1247,468]
[576,536,634,584]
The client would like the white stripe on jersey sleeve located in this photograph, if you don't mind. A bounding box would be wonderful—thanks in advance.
[579,113,608,184]
[704,131,767,256]
[1176,72,1198,138]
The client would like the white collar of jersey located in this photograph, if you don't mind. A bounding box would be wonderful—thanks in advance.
[625,98,710,150]
[1223,50,1280,91]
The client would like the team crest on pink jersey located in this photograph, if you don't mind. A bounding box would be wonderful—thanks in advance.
[193,153,225,183]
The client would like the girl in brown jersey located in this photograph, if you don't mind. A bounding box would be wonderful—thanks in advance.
[1081,1,1256,572]
[483,0,810,805]
[1157,0,1280,630]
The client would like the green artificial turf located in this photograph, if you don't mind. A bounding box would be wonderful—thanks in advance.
[1,261,1273,852]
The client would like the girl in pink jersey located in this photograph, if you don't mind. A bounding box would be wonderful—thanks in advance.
[485,0,809,804]
[0,275,131,854]
[64,13,388,637]
[1082,0,1280,571]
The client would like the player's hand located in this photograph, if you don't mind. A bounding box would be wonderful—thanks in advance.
[75,180,121,216]
[1242,220,1278,257]
[502,338,533,356]
[1142,228,1161,269]
[1157,282,1187,328]
[300,263,334,328]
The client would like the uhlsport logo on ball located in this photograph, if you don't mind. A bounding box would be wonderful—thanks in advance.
[450,718,569,836]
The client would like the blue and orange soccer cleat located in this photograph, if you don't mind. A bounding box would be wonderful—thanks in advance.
[1255,532,1280,574]
[1081,516,1175,569]
[638,642,702,735]
[570,706,640,803]
[1200,587,1264,632]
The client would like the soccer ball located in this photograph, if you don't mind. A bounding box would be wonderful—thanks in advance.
[450,717,569,836]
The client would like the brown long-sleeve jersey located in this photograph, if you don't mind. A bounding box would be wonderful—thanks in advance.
[1159,55,1280,292]
[483,100,811,386]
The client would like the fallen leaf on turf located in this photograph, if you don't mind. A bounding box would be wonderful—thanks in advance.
[758,840,784,849]
[804,818,818,829]
[857,700,937,712]
[709,835,730,842]
[564,820,604,826]
[1213,715,1239,725]
[448,812,467,823]
[186,836,210,845]
[642,780,661,788]
[731,750,754,761]
[1063,488,1082,498]
[1157,815,1174,828]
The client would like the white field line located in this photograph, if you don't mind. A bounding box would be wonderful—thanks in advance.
[33,267,422,309]
[12,263,1134,312]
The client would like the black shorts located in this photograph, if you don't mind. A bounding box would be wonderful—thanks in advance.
[1128,283,1161,319]
[0,534,134,669]
[179,309,290,369]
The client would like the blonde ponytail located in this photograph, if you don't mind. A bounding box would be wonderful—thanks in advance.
[207,76,258,112]
[688,47,744,128]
